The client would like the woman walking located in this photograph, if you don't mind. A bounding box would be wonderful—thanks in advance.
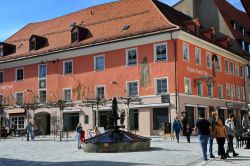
[173,116,182,143]
[212,118,228,159]
[76,123,83,149]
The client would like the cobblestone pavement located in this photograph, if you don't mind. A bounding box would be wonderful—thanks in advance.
[0,136,249,166]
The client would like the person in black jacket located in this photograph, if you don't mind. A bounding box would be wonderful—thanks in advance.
[209,112,217,158]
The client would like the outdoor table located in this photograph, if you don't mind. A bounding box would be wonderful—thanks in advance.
[242,132,250,149]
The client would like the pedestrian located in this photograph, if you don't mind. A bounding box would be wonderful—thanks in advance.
[181,112,188,133]
[242,115,249,132]
[76,123,83,149]
[225,113,239,157]
[195,112,210,161]
[26,121,34,141]
[212,118,228,160]
[208,111,217,158]
[173,115,182,143]
[183,124,193,143]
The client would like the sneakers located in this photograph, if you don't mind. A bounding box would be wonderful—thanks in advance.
[233,153,239,157]
[210,154,215,158]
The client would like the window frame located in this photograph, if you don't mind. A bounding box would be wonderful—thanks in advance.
[235,63,239,77]
[0,47,3,57]
[206,51,212,69]
[16,67,24,81]
[197,82,203,97]
[218,85,223,99]
[184,77,192,95]
[15,92,24,105]
[241,87,245,100]
[38,89,47,104]
[236,86,241,99]
[195,47,201,65]
[0,71,4,83]
[154,42,168,62]
[63,60,73,75]
[183,42,190,61]
[95,85,106,99]
[126,48,138,66]
[208,85,214,98]
[231,85,235,98]
[217,55,222,71]
[94,55,105,71]
[63,88,72,102]
[226,83,231,97]
[38,63,47,79]
[229,61,234,75]
[154,77,169,95]
[126,80,139,97]
[11,116,25,129]
[225,59,229,73]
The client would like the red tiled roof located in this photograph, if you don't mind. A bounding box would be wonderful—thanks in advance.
[213,0,250,43]
[2,0,176,62]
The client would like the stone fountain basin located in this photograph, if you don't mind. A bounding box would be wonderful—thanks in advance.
[83,130,151,153]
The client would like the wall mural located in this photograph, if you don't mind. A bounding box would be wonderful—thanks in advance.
[140,57,151,88]
[212,54,218,77]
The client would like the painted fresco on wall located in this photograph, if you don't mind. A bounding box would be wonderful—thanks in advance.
[140,57,151,88]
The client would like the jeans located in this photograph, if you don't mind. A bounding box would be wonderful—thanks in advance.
[186,135,190,143]
[28,130,34,141]
[216,137,226,157]
[209,137,213,155]
[198,135,209,160]
[226,135,235,154]
[175,131,180,142]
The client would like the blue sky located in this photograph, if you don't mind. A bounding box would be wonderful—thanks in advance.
[0,0,245,41]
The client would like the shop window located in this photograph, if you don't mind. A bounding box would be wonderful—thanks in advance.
[0,95,3,104]
[153,108,168,130]
[154,43,167,61]
[126,48,137,66]
[129,109,139,130]
[218,109,225,125]
[63,113,79,131]
[11,116,24,129]
[94,55,105,71]
[98,111,110,129]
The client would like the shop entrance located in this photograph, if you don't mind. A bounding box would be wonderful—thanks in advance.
[34,112,51,135]
[153,107,169,130]
[63,113,79,131]
[185,106,195,128]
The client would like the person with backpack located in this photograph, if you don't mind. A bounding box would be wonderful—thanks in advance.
[225,113,239,157]
[173,116,182,143]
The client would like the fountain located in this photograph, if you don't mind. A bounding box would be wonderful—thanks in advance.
[83,97,151,153]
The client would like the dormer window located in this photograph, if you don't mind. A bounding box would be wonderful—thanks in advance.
[0,42,16,57]
[29,35,48,51]
[71,25,89,43]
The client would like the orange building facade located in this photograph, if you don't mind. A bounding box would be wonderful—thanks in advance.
[0,0,249,136]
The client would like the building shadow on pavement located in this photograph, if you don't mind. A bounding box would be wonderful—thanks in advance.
[149,147,188,152]
[0,158,150,166]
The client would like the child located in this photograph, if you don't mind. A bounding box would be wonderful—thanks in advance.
[184,124,193,143]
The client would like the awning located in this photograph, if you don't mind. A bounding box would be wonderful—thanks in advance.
[129,103,169,109]
[5,108,25,114]
[217,106,227,110]
[63,108,81,113]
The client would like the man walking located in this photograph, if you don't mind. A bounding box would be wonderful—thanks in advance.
[209,112,217,158]
[195,113,211,161]
[225,113,239,157]
[173,116,182,143]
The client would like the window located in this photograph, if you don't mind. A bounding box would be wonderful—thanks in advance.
[39,64,47,78]
[242,40,245,50]
[0,48,3,57]
[218,85,223,99]
[208,86,213,97]
[235,64,239,77]
[184,77,192,94]
[39,90,46,103]
[96,86,105,98]
[240,65,244,78]
[229,61,234,75]
[226,83,230,97]
[63,60,73,75]
[84,115,89,124]
[130,109,139,130]
[155,78,168,95]
[16,68,24,81]
[11,116,25,129]
[195,48,201,65]
[225,60,229,73]
[72,31,79,43]
[94,55,105,71]
[64,89,72,101]
[236,86,241,99]
[217,56,221,71]
[0,71,3,83]
[232,21,237,30]
[231,85,235,98]
[197,82,203,96]
[127,81,139,97]
[16,92,23,105]
[240,27,245,35]
[0,95,3,104]
[206,52,212,68]
[126,48,137,66]
[248,44,250,53]
[154,43,167,61]
[183,42,189,61]
[30,38,36,51]
[241,87,245,100]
